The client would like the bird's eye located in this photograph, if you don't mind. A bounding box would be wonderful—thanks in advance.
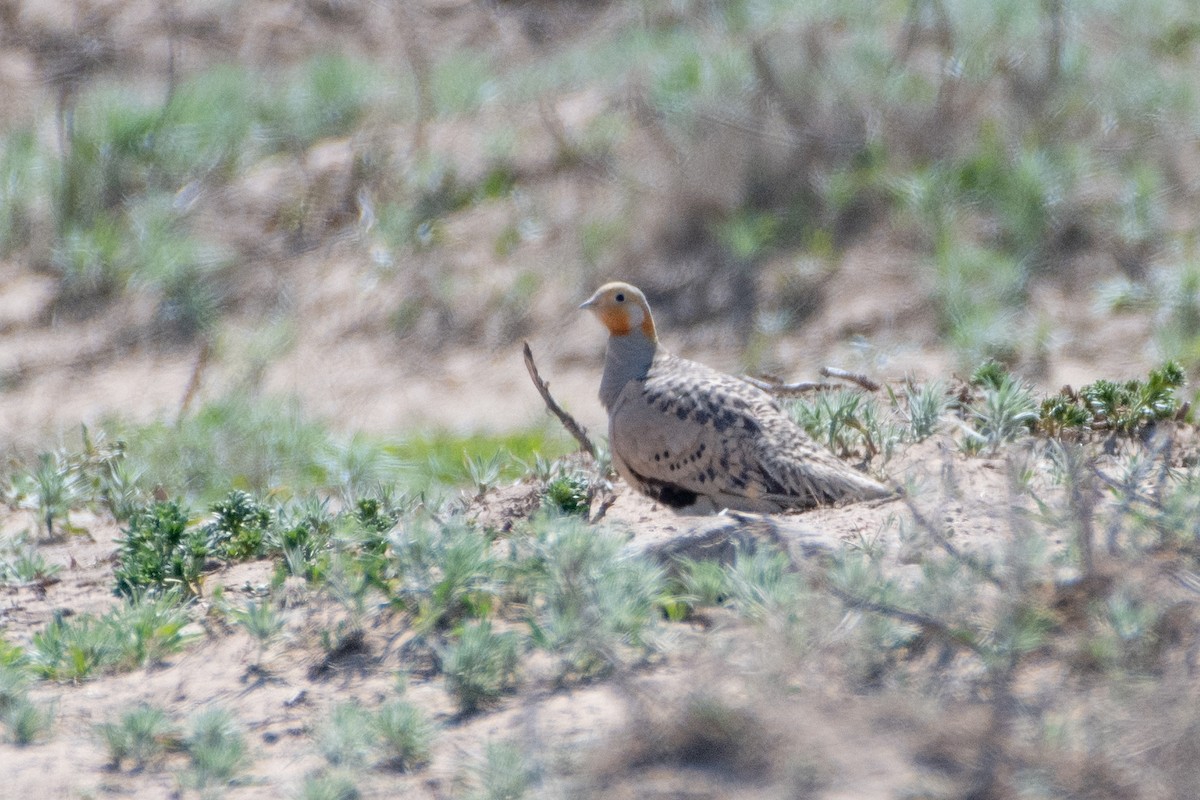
[615,293,625,302]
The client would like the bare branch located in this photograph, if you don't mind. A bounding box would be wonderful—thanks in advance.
[819,366,882,392]
[824,583,987,659]
[741,375,833,396]
[900,490,1005,589]
[523,341,597,459]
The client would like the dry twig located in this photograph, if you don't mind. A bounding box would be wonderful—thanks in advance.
[819,366,882,392]
[741,375,833,396]
[523,341,597,459]
[744,367,881,397]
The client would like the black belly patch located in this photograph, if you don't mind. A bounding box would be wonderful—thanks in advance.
[627,466,699,508]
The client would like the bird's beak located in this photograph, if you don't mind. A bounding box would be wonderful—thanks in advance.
[579,294,599,311]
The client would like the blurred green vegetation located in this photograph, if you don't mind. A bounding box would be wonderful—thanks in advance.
[104,394,568,505]
[1,1,1197,370]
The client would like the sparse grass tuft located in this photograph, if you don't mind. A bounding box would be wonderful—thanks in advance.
[300,771,362,800]
[2,696,54,745]
[899,378,950,441]
[30,592,193,681]
[97,704,175,771]
[964,366,1039,453]
[315,703,376,768]
[442,620,520,715]
[0,545,62,586]
[389,518,499,632]
[467,740,537,800]
[184,707,250,794]
[676,557,729,608]
[373,700,434,772]
[230,599,285,668]
[14,451,81,539]
[789,389,899,464]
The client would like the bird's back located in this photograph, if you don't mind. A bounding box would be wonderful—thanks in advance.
[608,351,890,512]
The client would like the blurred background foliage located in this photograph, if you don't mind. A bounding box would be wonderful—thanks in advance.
[0,0,1198,445]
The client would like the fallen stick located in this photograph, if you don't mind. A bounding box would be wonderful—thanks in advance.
[741,375,833,396]
[523,341,597,459]
[819,366,881,392]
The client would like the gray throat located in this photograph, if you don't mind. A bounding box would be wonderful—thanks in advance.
[599,332,657,411]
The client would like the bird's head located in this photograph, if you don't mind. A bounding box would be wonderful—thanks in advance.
[580,282,657,341]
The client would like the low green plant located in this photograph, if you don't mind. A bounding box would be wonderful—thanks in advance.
[273,496,336,582]
[0,546,62,586]
[965,365,1038,453]
[468,740,536,800]
[464,451,506,498]
[184,707,249,794]
[74,425,144,522]
[97,704,175,771]
[724,549,808,623]
[1040,361,1187,435]
[0,660,30,715]
[231,599,285,668]
[442,620,520,715]
[114,591,195,669]
[113,500,207,597]
[30,611,115,682]
[373,700,434,772]
[389,518,500,632]
[301,771,361,800]
[526,520,665,680]
[20,451,81,539]
[31,592,192,681]
[676,557,729,608]
[899,378,949,441]
[541,471,591,516]
[789,389,898,463]
[204,490,271,561]
[315,703,376,768]
[2,696,54,745]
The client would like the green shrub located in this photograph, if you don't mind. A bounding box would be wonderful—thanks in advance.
[204,490,271,561]
[2,697,54,745]
[301,771,362,800]
[230,599,284,668]
[542,471,592,516]
[467,740,536,800]
[113,500,206,597]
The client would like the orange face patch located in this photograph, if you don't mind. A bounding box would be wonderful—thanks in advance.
[600,305,633,335]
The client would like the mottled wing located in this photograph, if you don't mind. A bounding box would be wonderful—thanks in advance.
[610,354,888,510]
[750,402,892,506]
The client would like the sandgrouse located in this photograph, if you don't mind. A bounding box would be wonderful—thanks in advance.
[581,282,891,513]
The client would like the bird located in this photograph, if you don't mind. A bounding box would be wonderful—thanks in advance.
[580,281,892,513]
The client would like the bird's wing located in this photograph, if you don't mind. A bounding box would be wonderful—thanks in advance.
[611,354,888,508]
[751,410,893,505]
